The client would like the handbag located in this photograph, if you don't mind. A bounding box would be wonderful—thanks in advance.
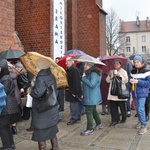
[37,85,58,113]
[26,93,33,108]
[118,89,130,99]
[110,76,122,96]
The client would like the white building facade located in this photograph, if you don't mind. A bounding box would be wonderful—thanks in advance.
[119,17,150,58]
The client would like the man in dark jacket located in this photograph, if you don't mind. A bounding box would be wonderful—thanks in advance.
[65,57,82,125]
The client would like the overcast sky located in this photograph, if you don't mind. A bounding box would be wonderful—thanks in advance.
[103,0,150,21]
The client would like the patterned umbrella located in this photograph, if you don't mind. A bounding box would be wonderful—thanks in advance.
[20,52,68,88]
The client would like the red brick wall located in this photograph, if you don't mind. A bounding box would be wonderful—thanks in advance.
[0,0,22,52]
[15,0,106,57]
[69,0,104,57]
[99,11,106,56]
[15,0,51,56]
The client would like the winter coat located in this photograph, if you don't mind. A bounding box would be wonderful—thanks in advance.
[0,59,19,115]
[106,68,128,101]
[131,64,150,99]
[82,66,102,105]
[10,72,21,104]
[30,68,59,130]
[65,65,82,102]
[101,72,110,105]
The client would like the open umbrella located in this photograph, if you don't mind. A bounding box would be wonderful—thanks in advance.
[64,49,86,56]
[57,53,82,70]
[20,52,68,88]
[99,55,127,73]
[129,53,147,60]
[70,54,106,66]
[0,49,25,60]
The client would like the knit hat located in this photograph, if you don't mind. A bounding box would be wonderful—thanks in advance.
[133,55,143,63]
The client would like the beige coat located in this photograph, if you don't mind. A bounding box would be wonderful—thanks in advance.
[106,68,128,101]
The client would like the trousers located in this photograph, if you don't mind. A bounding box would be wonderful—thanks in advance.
[85,105,101,130]
[0,115,14,149]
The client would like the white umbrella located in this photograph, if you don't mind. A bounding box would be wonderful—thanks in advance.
[70,54,106,66]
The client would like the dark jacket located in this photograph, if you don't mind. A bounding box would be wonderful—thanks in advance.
[131,64,150,99]
[30,68,59,130]
[65,65,82,102]
[10,72,21,104]
[0,59,19,115]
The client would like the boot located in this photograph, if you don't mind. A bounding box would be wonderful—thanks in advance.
[11,126,17,135]
[38,141,46,150]
[50,136,59,150]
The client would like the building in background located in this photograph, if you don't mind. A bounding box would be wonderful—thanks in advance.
[0,0,107,59]
[119,17,150,58]
[0,1,23,51]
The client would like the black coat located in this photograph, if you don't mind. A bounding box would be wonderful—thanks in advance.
[30,68,59,130]
[65,65,82,102]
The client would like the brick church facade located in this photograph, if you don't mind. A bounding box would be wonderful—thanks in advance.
[0,0,106,58]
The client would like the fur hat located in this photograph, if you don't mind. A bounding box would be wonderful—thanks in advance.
[15,62,24,68]
[86,62,95,67]
[133,55,143,63]
[36,58,51,70]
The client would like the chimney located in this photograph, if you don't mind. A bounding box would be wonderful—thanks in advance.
[146,17,149,26]
[136,16,140,26]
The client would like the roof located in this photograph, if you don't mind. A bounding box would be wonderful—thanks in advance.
[119,19,150,33]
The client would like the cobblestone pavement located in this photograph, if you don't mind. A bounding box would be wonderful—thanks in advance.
[0,102,150,150]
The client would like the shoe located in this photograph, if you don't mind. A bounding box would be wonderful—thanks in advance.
[138,126,147,135]
[67,120,77,125]
[146,115,149,121]
[0,145,15,150]
[127,111,131,117]
[109,122,119,127]
[11,126,17,135]
[58,108,64,112]
[134,122,141,129]
[21,116,29,120]
[101,111,105,115]
[26,126,34,132]
[80,129,94,136]
[135,113,138,117]
[120,120,126,123]
[81,112,85,115]
[94,123,104,130]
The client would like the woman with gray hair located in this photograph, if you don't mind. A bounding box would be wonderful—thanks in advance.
[30,58,59,150]
[80,62,103,136]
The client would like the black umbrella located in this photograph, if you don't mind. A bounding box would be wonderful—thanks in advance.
[0,49,25,60]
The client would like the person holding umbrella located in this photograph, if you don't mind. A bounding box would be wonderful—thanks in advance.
[106,59,128,127]
[80,62,103,136]
[65,57,82,125]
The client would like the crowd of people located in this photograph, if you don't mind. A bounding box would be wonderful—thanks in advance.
[0,53,150,149]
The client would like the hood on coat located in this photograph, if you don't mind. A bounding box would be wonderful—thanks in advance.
[0,59,8,72]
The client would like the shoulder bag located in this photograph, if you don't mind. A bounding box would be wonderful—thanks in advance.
[118,89,130,99]
[37,84,58,113]
[110,76,122,96]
